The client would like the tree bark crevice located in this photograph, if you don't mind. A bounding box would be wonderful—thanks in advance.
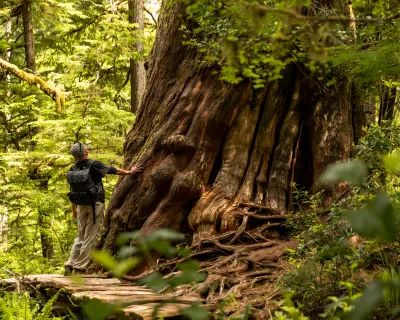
[98,0,366,258]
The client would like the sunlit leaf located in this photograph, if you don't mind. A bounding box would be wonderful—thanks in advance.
[117,246,138,259]
[320,160,367,185]
[146,229,183,242]
[345,193,399,241]
[169,271,207,287]
[383,154,400,173]
[139,272,168,292]
[345,281,384,320]
[113,257,140,276]
[91,251,117,270]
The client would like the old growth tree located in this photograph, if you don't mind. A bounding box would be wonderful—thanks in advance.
[100,0,366,252]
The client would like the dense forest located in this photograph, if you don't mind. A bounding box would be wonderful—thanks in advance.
[0,0,399,319]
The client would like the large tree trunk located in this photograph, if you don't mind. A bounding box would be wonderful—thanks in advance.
[99,0,365,254]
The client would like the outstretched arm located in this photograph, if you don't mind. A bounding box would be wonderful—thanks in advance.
[115,164,143,176]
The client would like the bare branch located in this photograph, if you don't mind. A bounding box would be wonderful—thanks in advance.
[144,7,158,27]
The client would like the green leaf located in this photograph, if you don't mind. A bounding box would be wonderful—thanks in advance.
[139,272,168,292]
[117,246,138,259]
[320,160,367,185]
[91,251,117,270]
[345,193,399,241]
[178,259,200,272]
[383,154,400,173]
[116,231,142,246]
[181,302,210,320]
[148,239,178,257]
[345,281,384,320]
[169,271,207,287]
[82,299,118,320]
[146,229,183,242]
[113,257,140,276]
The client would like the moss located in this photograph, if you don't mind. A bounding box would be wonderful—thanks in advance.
[0,57,65,112]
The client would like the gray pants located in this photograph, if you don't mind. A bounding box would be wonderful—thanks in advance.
[65,202,104,271]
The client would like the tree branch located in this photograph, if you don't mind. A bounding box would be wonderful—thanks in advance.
[0,57,65,112]
[243,3,400,23]
[144,7,158,26]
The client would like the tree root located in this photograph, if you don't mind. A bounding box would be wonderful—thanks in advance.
[127,216,295,317]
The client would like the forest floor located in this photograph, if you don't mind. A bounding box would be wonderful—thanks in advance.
[148,203,297,319]
[0,203,295,319]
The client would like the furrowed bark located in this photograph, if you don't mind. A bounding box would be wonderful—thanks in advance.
[97,0,364,260]
[22,0,35,73]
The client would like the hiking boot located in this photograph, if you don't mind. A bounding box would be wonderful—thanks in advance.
[73,268,86,275]
[64,265,73,276]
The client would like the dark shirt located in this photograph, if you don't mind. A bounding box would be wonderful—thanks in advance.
[69,159,117,203]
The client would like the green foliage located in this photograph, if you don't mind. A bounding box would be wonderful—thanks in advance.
[90,229,210,319]
[0,291,63,320]
[345,192,399,242]
[280,123,400,319]
[381,267,400,309]
[320,160,367,186]
[0,0,156,278]
[182,0,400,91]
[82,299,119,320]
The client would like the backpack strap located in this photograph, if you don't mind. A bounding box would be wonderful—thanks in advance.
[72,160,97,224]
[92,203,96,225]
[87,160,96,224]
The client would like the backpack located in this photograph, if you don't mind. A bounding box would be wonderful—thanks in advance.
[67,160,98,205]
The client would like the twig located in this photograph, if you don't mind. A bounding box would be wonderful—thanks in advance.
[144,7,158,26]
[240,211,288,221]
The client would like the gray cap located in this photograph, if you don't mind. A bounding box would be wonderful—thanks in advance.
[70,142,85,160]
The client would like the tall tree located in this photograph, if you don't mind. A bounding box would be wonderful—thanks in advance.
[129,0,146,113]
[22,0,35,73]
[99,0,367,255]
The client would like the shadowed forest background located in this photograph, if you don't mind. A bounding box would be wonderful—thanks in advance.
[0,0,399,319]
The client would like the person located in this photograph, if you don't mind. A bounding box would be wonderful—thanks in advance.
[64,142,142,275]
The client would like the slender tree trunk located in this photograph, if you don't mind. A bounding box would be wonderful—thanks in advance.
[38,208,54,259]
[0,207,8,251]
[29,175,54,259]
[378,85,397,124]
[22,0,35,73]
[129,0,146,113]
[98,0,365,258]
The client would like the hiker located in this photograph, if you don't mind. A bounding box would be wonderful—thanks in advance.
[64,142,143,275]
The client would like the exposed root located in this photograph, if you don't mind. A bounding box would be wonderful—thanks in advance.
[147,213,298,317]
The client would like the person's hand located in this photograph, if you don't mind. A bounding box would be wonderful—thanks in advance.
[130,164,143,174]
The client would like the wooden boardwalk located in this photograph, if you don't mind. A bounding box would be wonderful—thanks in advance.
[1,274,201,319]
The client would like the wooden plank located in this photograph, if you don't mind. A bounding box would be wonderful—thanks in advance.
[72,290,197,303]
[122,303,191,320]
[0,274,203,319]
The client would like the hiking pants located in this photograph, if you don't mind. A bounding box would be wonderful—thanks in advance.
[65,202,104,271]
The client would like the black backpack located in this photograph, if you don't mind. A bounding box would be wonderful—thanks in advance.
[67,160,99,205]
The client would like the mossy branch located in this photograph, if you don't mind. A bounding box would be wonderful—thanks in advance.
[0,57,65,112]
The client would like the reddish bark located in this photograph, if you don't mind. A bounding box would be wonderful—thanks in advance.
[98,0,365,256]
